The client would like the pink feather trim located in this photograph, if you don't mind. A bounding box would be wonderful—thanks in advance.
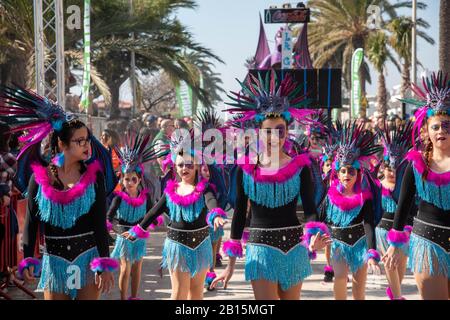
[387,228,410,246]
[130,224,150,239]
[241,229,250,244]
[149,215,165,230]
[328,182,373,211]
[114,189,148,207]
[90,257,119,273]
[381,185,394,196]
[206,208,227,227]
[324,265,334,273]
[18,257,41,278]
[106,220,113,232]
[222,239,243,258]
[403,225,413,234]
[162,154,173,172]
[164,179,208,207]
[406,150,450,186]
[31,160,102,204]
[238,153,311,183]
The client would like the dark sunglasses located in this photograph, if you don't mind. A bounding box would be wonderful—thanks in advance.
[177,162,194,169]
[71,137,91,147]
[339,167,357,176]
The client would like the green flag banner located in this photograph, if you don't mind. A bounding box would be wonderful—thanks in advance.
[351,48,364,118]
[81,0,91,110]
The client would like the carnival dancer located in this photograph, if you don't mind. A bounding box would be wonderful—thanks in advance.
[211,71,331,300]
[375,121,413,300]
[383,71,450,300]
[107,130,167,300]
[123,130,226,300]
[323,121,382,300]
[193,110,230,290]
[0,86,119,300]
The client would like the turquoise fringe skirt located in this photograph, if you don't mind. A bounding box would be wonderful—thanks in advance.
[245,243,312,291]
[162,237,213,278]
[330,236,368,273]
[111,235,147,263]
[408,233,449,279]
[37,247,99,299]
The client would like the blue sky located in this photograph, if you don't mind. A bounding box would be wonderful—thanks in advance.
[176,0,440,105]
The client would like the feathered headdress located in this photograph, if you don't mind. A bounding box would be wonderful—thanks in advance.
[305,110,329,138]
[226,70,314,125]
[333,121,382,171]
[400,71,449,146]
[114,129,169,175]
[376,121,413,170]
[0,85,117,194]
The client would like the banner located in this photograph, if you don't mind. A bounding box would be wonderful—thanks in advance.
[175,81,193,117]
[281,27,293,70]
[351,48,364,118]
[81,0,91,110]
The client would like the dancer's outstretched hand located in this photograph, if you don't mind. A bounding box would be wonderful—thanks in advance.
[210,265,234,290]
[310,232,333,251]
[382,246,400,270]
[214,217,227,232]
[122,231,136,241]
[95,271,115,294]
[367,258,381,275]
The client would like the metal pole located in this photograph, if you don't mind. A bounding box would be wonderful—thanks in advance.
[33,0,44,95]
[55,0,65,109]
[411,0,417,84]
[130,0,137,119]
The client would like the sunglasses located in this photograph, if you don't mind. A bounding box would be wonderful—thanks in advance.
[124,177,139,184]
[71,137,91,147]
[177,162,194,169]
[261,125,287,139]
[339,167,357,176]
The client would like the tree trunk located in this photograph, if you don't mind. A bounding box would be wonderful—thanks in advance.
[377,72,387,117]
[400,62,410,98]
[440,0,450,76]
[109,80,121,120]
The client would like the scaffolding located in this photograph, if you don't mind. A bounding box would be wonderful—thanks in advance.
[33,0,65,109]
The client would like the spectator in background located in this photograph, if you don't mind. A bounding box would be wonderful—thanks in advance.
[157,117,164,130]
[101,128,121,176]
[174,118,189,130]
[0,121,17,209]
[151,119,175,199]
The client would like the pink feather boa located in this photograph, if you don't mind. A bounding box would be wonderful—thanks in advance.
[162,154,173,172]
[164,179,208,207]
[238,153,311,183]
[114,189,149,207]
[406,150,450,186]
[381,185,394,197]
[31,160,102,204]
[328,181,373,211]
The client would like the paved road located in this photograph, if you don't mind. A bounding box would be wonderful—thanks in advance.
[4,222,421,300]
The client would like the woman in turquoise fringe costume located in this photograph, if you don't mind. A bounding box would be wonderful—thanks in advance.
[384,71,450,300]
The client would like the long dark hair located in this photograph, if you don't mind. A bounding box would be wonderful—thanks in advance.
[49,119,87,188]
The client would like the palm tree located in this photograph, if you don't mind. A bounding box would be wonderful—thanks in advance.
[440,0,450,75]
[306,0,428,117]
[387,16,434,98]
[367,31,399,116]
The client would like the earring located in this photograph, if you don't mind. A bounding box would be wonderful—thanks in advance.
[52,152,65,168]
